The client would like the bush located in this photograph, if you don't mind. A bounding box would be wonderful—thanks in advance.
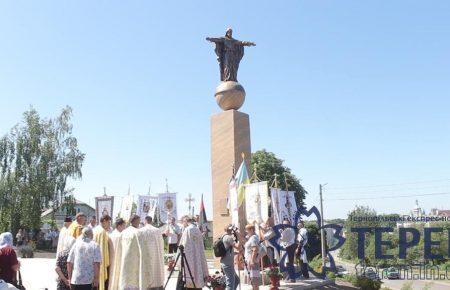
[308,255,323,273]
[204,237,213,250]
[439,261,450,271]
[354,276,382,290]
[400,281,413,290]
[340,274,357,284]
[326,271,336,279]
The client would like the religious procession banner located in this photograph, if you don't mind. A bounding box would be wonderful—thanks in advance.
[228,178,239,227]
[120,195,134,222]
[270,188,297,225]
[95,196,114,220]
[158,192,177,223]
[270,188,281,225]
[136,195,158,219]
[245,181,269,224]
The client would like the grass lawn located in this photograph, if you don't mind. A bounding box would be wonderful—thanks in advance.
[205,248,213,259]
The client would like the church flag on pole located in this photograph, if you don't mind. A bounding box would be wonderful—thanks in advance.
[236,160,250,207]
[228,177,239,226]
[199,194,208,226]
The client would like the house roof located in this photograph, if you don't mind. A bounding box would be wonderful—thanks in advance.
[438,210,450,216]
[41,199,95,217]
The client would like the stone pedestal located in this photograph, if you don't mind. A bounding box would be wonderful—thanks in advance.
[211,109,251,246]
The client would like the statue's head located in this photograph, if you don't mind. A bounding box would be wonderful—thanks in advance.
[225,28,233,38]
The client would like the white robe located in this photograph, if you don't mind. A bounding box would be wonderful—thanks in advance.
[56,226,69,256]
[179,224,209,288]
[137,225,165,289]
[108,229,122,290]
[118,226,140,290]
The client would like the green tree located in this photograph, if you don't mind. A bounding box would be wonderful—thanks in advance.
[339,205,379,263]
[0,106,84,234]
[304,221,323,262]
[251,149,307,207]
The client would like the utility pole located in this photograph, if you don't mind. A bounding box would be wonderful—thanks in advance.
[319,183,327,269]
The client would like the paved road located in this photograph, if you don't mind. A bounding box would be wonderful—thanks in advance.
[382,279,450,290]
[20,258,333,290]
[330,251,450,290]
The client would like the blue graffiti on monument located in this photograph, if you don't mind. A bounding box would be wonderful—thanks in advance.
[268,206,346,279]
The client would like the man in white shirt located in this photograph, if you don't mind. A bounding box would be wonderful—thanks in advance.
[56,217,72,256]
[296,221,309,279]
[279,220,297,282]
[67,227,102,290]
[165,217,181,254]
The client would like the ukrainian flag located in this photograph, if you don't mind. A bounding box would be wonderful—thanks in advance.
[236,160,250,207]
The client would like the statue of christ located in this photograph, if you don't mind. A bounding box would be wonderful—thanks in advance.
[206,28,255,82]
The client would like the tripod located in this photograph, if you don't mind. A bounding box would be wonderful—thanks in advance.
[164,245,196,289]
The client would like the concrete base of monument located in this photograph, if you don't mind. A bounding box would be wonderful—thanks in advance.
[215,81,246,111]
[234,272,334,290]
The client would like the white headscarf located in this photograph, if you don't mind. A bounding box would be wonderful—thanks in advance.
[0,232,13,249]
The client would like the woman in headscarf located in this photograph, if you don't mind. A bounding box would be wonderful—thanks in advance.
[55,236,75,290]
[0,232,19,285]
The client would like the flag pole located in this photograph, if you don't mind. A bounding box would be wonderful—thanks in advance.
[238,154,246,290]
[234,162,242,290]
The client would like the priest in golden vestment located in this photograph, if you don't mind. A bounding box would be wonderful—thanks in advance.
[93,215,113,290]
[68,212,86,239]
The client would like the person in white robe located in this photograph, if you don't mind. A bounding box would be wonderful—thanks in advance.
[178,216,209,289]
[137,216,165,290]
[108,218,126,290]
[56,217,72,256]
[112,215,141,290]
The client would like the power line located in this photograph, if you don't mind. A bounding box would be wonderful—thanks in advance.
[326,178,450,190]
[325,184,450,195]
[325,191,450,201]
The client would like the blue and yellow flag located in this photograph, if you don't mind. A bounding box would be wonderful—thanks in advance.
[236,160,250,207]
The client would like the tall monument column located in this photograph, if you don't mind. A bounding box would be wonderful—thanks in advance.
[207,28,255,243]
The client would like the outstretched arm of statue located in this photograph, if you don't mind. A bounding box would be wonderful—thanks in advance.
[206,37,222,43]
[238,40,256,47]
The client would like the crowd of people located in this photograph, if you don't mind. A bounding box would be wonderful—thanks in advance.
[0,212,309,290]
[216,219,310,290]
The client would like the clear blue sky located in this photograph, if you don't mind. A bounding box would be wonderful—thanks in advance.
[1,1,449,219]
